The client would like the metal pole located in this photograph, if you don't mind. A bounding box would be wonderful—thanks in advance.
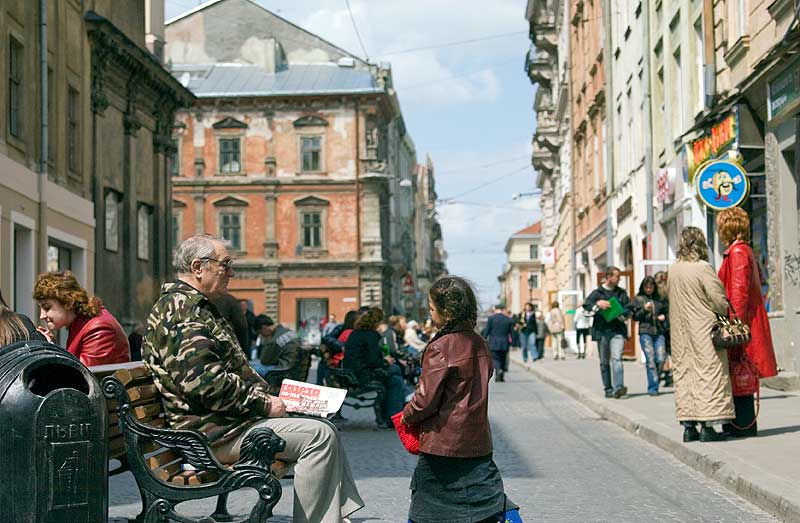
[354,99,361,307]
[38,0,48,275]
[566,3,577,291]
[703,0,716,109]
[643,0,655,256]
[602,0,615,267]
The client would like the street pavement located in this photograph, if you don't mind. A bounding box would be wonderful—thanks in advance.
[510,348,800,523]
[108,357,781,522]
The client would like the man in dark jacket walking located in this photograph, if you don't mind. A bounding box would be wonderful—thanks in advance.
[482,305,516,382]
[584,266,632,398]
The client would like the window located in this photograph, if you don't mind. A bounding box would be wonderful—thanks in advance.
[169,138,179,176]
[219,138,241,173]
[137,204,152,260]
[47,243,72,272]
[219,212,242,250]
[694,17,705,113]
[528,273,539,290]
[530,243,539,260]
[671,47,683,135]
[8,37,22,138]
[302,212,322,248]
[68,87,79,173]
[105,191,120,252]
[301,136,322,172]
[171,213,181,251]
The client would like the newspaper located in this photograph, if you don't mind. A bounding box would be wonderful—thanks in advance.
[278,379,347,418]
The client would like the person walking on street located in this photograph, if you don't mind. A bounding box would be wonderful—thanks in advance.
[143,233,364,522]
[584,266,632,398]
[546,302,566,360]
[402,276,516,523]
[632,276,669,395]
[667,227,733,442]
[573,305,592,359]
[519,303,537,364]
[654,271,674,387]
[482,305,515,382]
[534,309,548,361]
[716,208,778,438]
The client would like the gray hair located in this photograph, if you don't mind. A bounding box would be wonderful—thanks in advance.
[173,233,232,273]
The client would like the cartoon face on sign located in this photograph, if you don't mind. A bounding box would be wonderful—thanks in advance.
[694,160,750,211]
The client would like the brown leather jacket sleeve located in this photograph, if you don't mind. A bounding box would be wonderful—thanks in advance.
[402,342,450,426]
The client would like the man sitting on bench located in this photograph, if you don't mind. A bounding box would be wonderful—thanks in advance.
[142,233,364,523]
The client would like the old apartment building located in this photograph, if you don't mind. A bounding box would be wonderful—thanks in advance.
[0,0,191,328]
[166,0,425,345]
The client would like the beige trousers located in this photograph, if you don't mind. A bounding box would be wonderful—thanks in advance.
[216,416,364,523]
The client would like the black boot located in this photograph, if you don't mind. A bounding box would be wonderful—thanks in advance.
[700,425,727,442]
[663,371,673,387]
[497,370,505,382]
[682,423,699,442]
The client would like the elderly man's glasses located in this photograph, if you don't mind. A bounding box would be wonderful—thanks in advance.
[199,257,234,271]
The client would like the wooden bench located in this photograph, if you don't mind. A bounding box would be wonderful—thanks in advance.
[325,367,385,425]
[91,362,286,523]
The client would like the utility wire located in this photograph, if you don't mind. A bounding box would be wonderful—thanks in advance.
[344,0,370,61]
[442,165,532,201]
[400,56,521,91]
[375,31,528,57]
[436,154,531,175]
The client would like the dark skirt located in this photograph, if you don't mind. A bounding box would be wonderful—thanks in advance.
[409,452,511,523]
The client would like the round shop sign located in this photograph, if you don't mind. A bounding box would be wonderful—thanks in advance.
[693,159,750,211]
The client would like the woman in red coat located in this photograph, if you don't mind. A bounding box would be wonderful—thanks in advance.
[716,208,778,437]
[33,270,130,367]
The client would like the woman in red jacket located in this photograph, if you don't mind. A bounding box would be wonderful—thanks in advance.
[34,270,130,367]
[716,208,778,437]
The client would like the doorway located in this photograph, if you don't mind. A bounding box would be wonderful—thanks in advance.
[296,298,328,347]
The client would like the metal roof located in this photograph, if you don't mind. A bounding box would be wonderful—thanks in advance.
[172,63,383,98]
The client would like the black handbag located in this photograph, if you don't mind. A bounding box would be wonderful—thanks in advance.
[711,302,751,349]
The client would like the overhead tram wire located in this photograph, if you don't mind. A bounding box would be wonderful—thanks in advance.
[344,0,370,61]
[441,165,532,201]
[400,56,521,91]
[374,31,528,57]
[436,154,531,175]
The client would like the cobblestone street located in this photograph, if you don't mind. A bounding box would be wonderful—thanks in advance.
[109,362,780,522]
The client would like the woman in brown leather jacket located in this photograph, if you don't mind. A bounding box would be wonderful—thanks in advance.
[402,276,515,523]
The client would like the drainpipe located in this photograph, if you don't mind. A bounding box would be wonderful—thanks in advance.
[643,0,655,257]
[37,0,48,274]
[602,0,615,268]
[355,99,362,307]
[703,0,716,109]
[566,16,577,291]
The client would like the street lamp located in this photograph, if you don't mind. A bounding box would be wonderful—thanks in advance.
[512,190,541,200]
[527,273,536,301]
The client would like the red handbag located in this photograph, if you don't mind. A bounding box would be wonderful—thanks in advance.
[729,355,760,430]
[391,412,420,455]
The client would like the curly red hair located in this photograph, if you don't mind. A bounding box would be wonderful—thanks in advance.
[716,207,751,246]
[33,270,102,318]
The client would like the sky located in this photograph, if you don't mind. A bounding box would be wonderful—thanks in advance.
[166,0,542,308]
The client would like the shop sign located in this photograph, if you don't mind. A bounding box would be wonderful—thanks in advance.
[685,112,738,182]
[768,56,800,122]
[656,167,676,205]
[540,246,556,265]
[693,160,750,211]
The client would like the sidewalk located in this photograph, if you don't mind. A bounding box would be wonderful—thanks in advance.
[509,350,800,523]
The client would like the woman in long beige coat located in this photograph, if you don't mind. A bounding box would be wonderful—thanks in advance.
[667,227,734,443]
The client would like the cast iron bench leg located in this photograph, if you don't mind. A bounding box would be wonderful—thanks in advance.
[211,493,233,522]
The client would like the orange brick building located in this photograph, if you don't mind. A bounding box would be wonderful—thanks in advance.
[166,0,417,345]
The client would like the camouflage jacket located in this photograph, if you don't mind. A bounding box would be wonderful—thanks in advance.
[142,280,272,447]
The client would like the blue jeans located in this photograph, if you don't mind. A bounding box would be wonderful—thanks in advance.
[639,334,666,394]
[598,334,625,393]
[520,333,531,362]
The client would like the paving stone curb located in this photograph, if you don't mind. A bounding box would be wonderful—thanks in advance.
[514,359,800,523]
